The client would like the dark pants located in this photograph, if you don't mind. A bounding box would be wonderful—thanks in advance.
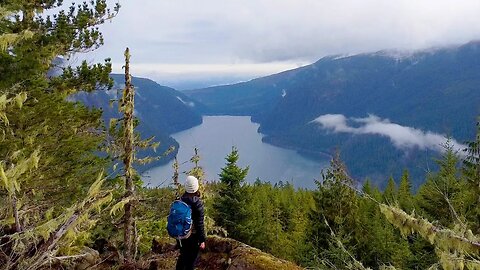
[176,234,200,270]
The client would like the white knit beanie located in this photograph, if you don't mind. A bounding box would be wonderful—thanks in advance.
[185,175,199,193]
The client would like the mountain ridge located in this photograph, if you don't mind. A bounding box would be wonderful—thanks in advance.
[185,41,480,187]
[73,74,203,172]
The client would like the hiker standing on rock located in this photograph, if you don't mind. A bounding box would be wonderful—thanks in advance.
[176,176,206,270]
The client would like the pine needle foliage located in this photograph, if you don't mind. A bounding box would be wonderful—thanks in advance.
[417,142,464,228]
[0,30,34,51]
[1,1,119,268]
[1,0,118,216]
[213,147,249,240]
[462,120,480,234]
[307,151,360,268]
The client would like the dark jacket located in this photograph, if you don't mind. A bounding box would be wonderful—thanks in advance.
[181,193,206,243]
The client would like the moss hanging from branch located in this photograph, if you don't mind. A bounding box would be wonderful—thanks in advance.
[121,47,136,264]
[105,48,171,266]
[379,204,480,269]
[3,172,112,270]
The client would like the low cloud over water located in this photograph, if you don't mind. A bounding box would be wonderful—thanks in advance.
[313,114,466,153]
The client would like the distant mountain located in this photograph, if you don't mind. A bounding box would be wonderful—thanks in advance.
[186,41,480,187]
[74,74,203,172]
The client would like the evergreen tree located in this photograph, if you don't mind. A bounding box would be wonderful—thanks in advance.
[0,0,118,228]
[0,1,123,267]
[356,192,413,269]
[383,176,397,204]
[238,181,314,263]
[417,143,462,227]
[362,178,372,195]
[213,147,249,240]
[0,91,113,269]
[241,182,280,251]
[398,170,414,213]
[104,49,164,265]
[463,119,480,193]
[307,152,359,268]
[462,120,480,233]
[0,0,117,91]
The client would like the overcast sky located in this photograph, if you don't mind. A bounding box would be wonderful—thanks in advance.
[78,0,480,89]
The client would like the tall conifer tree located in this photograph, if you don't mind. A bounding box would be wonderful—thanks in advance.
[0,0,118,227]
[462,121,480,233]
[417,142,462,227]
[213,147,249,240]
[308,152,359,267]
[383,176,397,204]
[398,170,414,213]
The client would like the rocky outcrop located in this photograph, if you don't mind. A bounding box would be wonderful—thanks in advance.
[146,236,303,270]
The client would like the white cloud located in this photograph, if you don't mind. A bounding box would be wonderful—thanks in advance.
[111,62,305,77]
[107,61,306,89]
[75,0,480,85]
[313,114,466,153]
[313,114,355,133]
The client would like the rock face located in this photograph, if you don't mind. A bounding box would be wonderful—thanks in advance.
[147,236,304,270]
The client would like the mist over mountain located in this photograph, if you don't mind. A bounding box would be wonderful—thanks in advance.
[74,74,203,171]
[186,41,480,187]
[155,75,256,91]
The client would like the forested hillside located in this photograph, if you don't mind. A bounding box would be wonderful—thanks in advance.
[74,74,203,170]
[207,145,480,269]
[186,42,480,187]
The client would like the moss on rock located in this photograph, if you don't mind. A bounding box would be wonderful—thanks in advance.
[147,235,303,270]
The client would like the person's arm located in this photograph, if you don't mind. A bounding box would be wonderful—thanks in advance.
[194,197,206,244]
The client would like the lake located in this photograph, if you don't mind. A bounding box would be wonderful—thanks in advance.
[141,116,329,189]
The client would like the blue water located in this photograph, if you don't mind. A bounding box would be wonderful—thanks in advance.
[142,116,328,189]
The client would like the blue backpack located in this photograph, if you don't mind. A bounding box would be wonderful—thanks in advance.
[167,200,193,239]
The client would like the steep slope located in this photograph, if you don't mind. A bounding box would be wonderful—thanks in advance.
[74,74,203,171]
[185,66,310,116]
[186,42,480,187]
[259,44,480,139]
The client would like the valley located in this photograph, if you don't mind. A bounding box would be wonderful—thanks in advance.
[76,42,480,188]
[185,42,480,187]
[142,116,328,189]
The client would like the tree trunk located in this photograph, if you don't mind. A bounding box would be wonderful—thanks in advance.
[12,194,21,232]
[122,47,135,263]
